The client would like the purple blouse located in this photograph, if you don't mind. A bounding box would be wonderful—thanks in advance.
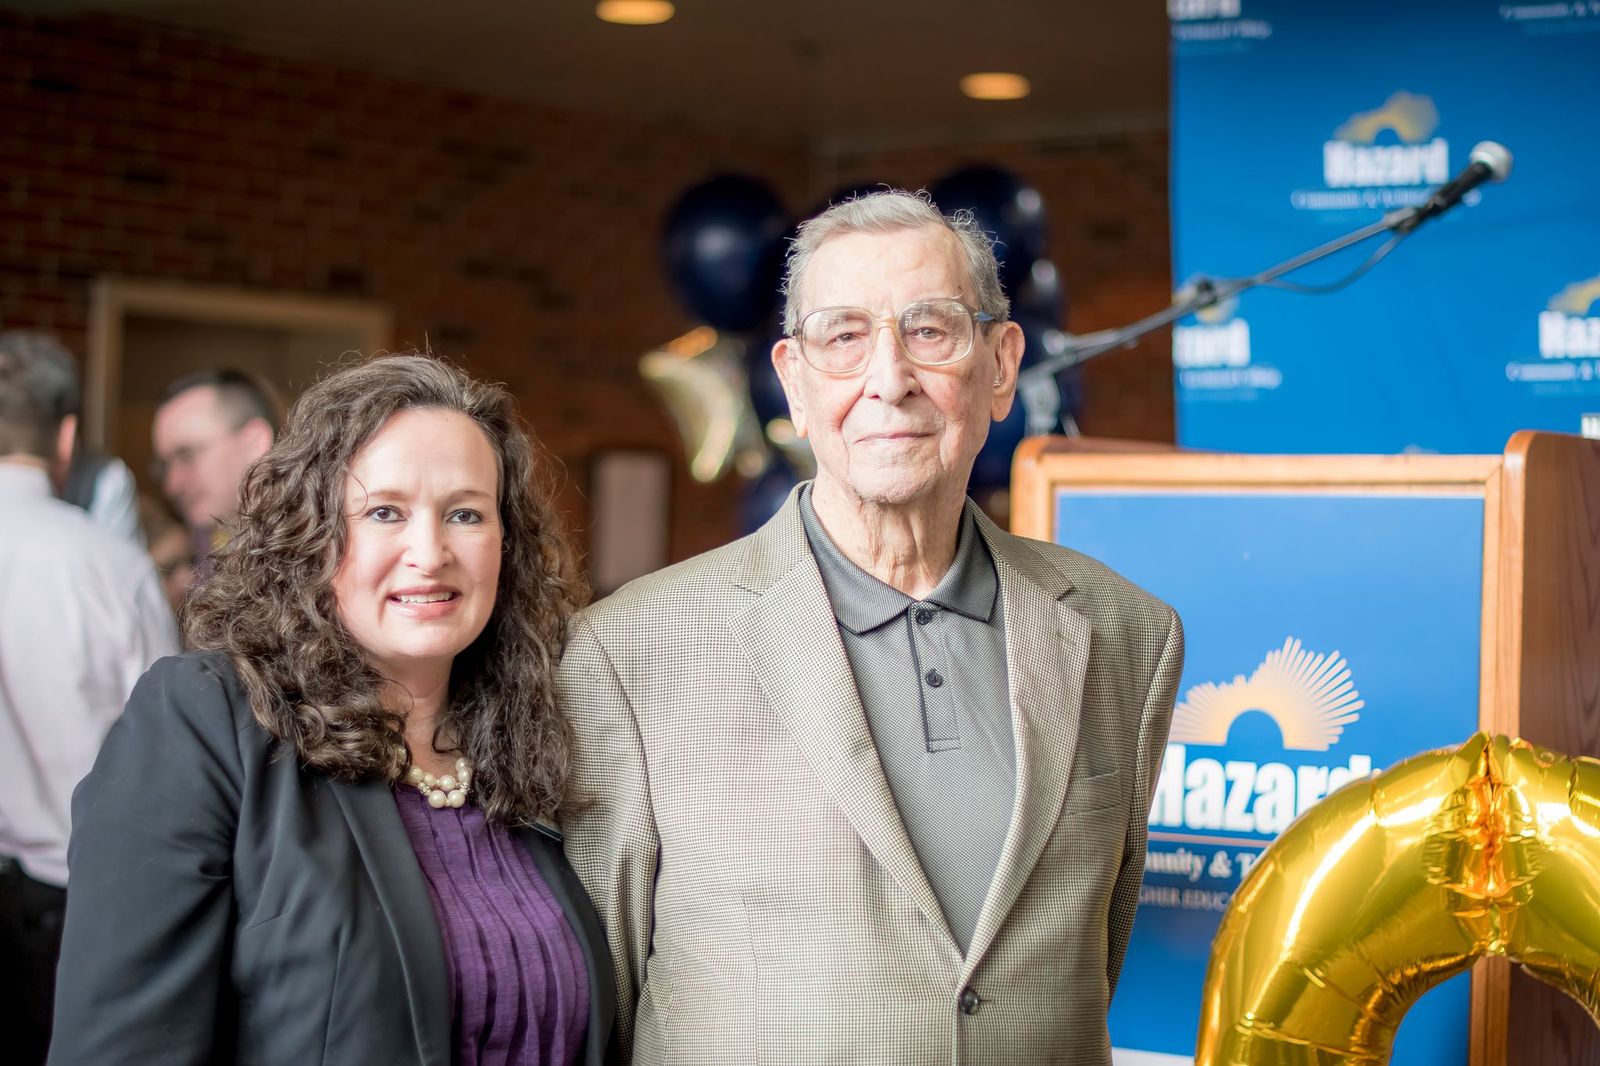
[394,787,590,1066]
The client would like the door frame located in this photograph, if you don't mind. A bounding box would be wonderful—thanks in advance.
[86,277,393,449]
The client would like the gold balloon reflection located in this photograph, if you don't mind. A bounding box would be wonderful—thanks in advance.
[1197,733,1600,1065]
[639,328,768,483]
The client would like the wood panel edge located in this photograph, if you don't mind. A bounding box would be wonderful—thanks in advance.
[1024,450,1502,490]
[1010,435,1054,539]
[1470,956,1511,1066]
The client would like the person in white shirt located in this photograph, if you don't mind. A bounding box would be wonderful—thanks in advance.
[0,333,143,546]
[0,335,178,1063]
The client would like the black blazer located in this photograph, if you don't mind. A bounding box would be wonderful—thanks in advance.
[49,652,616,1066]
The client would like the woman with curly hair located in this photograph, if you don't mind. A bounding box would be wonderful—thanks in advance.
[50,354,615,1066]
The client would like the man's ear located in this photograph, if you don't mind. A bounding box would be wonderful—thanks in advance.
[988,321,1025,422]
[771,337,809,439]
[53,414,78,486]
[239,416,275,461]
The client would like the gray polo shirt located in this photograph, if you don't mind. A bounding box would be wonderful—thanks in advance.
[799,485,1016,953]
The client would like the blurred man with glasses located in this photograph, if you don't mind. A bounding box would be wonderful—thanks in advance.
[561,189,1183,1065]
[151,368,278,578]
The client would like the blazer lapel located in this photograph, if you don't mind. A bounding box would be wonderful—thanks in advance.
[729,496,956,948]
[515,823,618,1066]
[962,511,1092,975]
[329,778,453,1065]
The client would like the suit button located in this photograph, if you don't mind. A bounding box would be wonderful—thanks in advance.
[959,987,982,1015]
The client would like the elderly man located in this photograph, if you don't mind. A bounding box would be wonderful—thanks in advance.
[0,335,177,1061]
[151,368,278,564]
[560,189,1183,1065]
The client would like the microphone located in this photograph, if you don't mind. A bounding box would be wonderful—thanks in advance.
[1390,141,1513,232]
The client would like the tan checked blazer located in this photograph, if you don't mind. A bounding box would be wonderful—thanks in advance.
[559,490,1183,1066]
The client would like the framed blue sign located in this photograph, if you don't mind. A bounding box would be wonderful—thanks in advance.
[1010,446,1506,1065]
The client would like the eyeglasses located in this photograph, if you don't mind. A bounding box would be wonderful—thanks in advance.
[791,298,997,375]
[150,434,232,483]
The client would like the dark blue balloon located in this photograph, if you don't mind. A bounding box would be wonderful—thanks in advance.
[740,461,799,534]
[1016,311,1082,430]
[745,320,790,429]
[1014,258,1067,325]
[662,175,791,333]
[928,165,1048,299]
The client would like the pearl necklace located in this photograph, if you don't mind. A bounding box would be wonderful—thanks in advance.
[401,752,474,809]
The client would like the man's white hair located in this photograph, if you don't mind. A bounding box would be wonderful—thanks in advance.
[780,188,1011,336]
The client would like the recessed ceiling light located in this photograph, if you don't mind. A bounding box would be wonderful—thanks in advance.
[960,72,1031,101]
[596,0,675,25]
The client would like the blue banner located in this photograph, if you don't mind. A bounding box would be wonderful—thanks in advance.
[1051,488,1484,1063]
[1170,0,1600,453]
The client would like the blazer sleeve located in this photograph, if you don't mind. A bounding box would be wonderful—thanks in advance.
[49,655,245,1066]
[558,614,660,1063]
[1105,605,1184,996]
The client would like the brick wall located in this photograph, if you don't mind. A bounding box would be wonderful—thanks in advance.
[1,12,1173,566]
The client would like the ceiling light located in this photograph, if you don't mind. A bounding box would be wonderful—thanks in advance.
[960,73,1031,101]
[596,0,675,25]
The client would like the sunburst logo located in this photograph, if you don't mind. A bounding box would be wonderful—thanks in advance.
[1332,91,1440,145]
[1170,638,1365,752]
[1549,276,1600,316]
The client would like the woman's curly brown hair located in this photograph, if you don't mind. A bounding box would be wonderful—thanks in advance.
[184,353,587,825]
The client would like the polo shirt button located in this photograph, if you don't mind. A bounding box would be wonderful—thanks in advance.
[925,669,943,688]
[959,987,982,1015]
[915,607,934,625]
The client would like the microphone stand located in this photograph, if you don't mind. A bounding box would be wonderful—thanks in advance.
[1023,206,1423,385]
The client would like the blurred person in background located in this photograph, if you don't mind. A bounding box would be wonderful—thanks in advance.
[0,334,178,1063]
[52,354,615,1065]
[138,495,197,616]
[0,331,142,544]
[151,367,279,568]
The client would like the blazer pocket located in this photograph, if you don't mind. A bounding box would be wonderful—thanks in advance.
[741,887,944,1066]
[1061,767,1125,816]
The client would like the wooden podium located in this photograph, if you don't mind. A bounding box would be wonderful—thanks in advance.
[1010,431,1600,1066]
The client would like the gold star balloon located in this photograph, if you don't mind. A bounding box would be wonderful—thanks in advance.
[639,327,769,483]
